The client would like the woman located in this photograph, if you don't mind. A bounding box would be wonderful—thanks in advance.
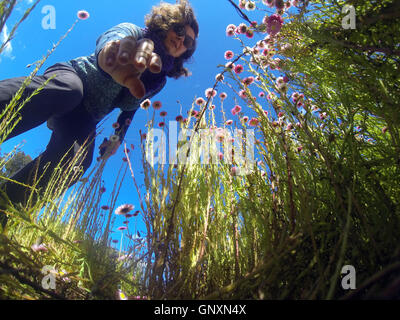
[0,0,199,223]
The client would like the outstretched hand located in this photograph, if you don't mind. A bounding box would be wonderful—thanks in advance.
[98,37,162,99]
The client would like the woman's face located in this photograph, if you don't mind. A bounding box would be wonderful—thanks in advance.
[164,25,196,58]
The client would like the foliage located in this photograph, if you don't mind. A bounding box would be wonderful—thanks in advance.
[130,0,400,299]
[1,0,400,300]
[0,149,32,178]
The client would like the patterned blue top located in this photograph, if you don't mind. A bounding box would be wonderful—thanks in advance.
[63,23,167,122]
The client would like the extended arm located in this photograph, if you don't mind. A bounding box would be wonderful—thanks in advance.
[96,23,162,99]
[95,23,142,76]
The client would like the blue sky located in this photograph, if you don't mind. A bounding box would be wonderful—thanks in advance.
[1,0,275,244]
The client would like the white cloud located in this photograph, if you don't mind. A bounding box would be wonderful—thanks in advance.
[0,24,13,58]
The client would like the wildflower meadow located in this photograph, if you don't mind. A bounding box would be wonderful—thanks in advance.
[0,0,399,301]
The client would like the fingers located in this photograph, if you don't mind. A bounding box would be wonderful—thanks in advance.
[133,39,155,72]
[98,40,120,73]
[101,36,163,98]
[133,39,162,74]
[148,52,162,74]
[109,63,144,98]
[108,37,161,75]
[124,76,146,99]
[105,41,120,68]
[117,36,138,65]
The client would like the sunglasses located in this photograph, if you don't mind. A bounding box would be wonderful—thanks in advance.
[172,25,195,50]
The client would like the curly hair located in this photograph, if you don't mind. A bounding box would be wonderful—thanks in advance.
[145,0,199,79]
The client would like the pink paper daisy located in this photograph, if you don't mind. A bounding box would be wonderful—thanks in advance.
[215,73,225,82]
[239,90,247,99]
[243,76,255,86]
[220,92,228,100]
[205,88,217,98]
[238,23,248,34]
[226,24,236,37]
[115,204,134,215]
[245,1,256,11]
[249,118,260,126]
[152,101,162,110]
[267,14,284,36]
[140,99,151,110]
[226,28,235,37]
[234,64,244,74]
[224,50,234,60]
[245,29,254,38]
[232,105,242,115]
[195,97,205,106]
[77,10,90,20]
